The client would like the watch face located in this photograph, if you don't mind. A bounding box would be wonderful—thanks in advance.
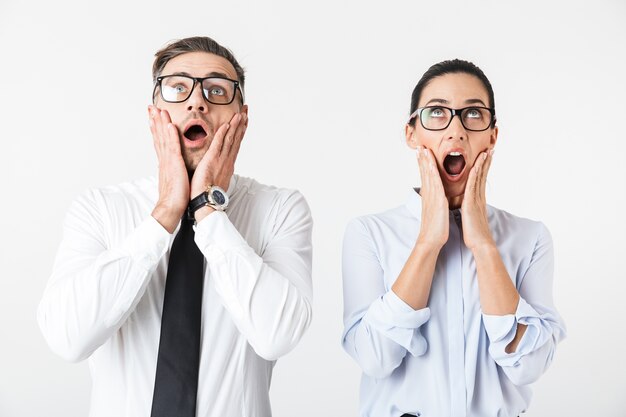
[211,189,226,205]
[208,186,229,209]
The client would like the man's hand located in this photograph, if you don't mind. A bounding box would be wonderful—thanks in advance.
[461,149,495,251]
[416,146,449,249]
[149,105,190,233]
[191,112,247,223]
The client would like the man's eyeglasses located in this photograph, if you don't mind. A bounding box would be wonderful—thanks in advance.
[153,75,244,105]
[408,106,496,132]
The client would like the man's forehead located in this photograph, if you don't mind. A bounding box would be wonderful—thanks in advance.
[162,52,238,79]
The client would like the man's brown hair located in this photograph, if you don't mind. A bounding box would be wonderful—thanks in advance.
[152,36,245,98]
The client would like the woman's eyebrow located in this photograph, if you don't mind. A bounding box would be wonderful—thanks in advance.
[464,98,488,106]
[423,98,488,107]
[424,98,449,106]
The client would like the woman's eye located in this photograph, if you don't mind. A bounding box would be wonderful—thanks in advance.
[430,108,445,117]
[465,109,482,119]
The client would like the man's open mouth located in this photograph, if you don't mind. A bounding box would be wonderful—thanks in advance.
[184,124,208,141]
[443,152,466,176]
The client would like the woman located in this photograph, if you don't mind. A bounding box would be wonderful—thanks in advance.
[341,60,566,417]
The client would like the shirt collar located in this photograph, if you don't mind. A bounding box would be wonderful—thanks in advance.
[405,187,423,220]
[405,187,470,220]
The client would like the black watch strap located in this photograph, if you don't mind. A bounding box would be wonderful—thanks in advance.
[187,192,209,220]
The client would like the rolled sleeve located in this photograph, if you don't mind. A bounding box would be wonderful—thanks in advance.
[482,222,566,385]
[363,291,430,356]
[483,297,551,367]
[342,218,431,378]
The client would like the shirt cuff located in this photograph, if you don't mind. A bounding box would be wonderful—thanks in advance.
[121,215,171,270]
[363,291,431,357]
[483,297,549,367]
[194,211,248,261]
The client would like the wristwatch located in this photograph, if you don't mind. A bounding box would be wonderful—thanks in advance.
[187,184,229,219]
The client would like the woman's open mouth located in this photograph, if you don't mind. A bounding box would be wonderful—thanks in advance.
[442,151,466,181]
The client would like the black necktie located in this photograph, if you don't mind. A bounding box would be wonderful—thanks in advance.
[151,216,205,417]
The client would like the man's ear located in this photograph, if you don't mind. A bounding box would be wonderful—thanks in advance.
[241,104,249,126]
[405,123,419,149]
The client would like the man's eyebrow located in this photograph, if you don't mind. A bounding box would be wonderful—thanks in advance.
[167,71,234,79]
[206,71,232,79]
[170,71,192,77]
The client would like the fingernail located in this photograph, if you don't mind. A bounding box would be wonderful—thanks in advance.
[423,148,429,157]
[483,153,487,160]
[489,149,495,156]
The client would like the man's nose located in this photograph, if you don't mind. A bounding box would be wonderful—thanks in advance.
[186,82,207,113]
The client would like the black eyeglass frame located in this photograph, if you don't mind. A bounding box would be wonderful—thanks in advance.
[408,105,496,132]
[152,75,245,105]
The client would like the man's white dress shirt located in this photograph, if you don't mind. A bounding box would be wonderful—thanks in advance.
[38,175,313,417]
[342,189,566,417]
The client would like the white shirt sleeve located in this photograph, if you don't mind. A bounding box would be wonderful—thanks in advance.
[341,218,430,379]
[37,189,171,362]
[482,223,567,386]
[193,190,313,361]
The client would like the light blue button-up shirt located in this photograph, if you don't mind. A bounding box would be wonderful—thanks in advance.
[341,189,566,417]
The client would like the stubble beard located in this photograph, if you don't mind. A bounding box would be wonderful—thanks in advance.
[182,150,199,176]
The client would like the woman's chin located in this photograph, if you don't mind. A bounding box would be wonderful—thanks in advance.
[443,181,466,207]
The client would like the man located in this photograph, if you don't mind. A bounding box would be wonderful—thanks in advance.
[38,36,313,417]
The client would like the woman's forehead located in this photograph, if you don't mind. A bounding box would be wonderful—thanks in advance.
[420,73,489,106]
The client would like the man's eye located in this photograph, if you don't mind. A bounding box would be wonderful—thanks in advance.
[173,84,187,93]
[208,86,225,96]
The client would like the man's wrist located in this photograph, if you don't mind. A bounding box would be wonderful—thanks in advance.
[151,204,182,234]
[194,205,216,224]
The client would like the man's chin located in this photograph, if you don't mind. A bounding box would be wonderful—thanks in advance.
[182,150,204,174]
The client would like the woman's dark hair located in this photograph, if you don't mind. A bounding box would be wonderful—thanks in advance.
[408,59,495,127]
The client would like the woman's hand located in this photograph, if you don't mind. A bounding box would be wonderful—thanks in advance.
[461,149,495,251]
[416,146,449,249]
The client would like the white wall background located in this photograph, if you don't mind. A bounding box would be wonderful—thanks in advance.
[1,0,625,416]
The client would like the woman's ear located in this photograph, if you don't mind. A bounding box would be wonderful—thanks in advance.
[490,126,499,147]
[405,123,419,149]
